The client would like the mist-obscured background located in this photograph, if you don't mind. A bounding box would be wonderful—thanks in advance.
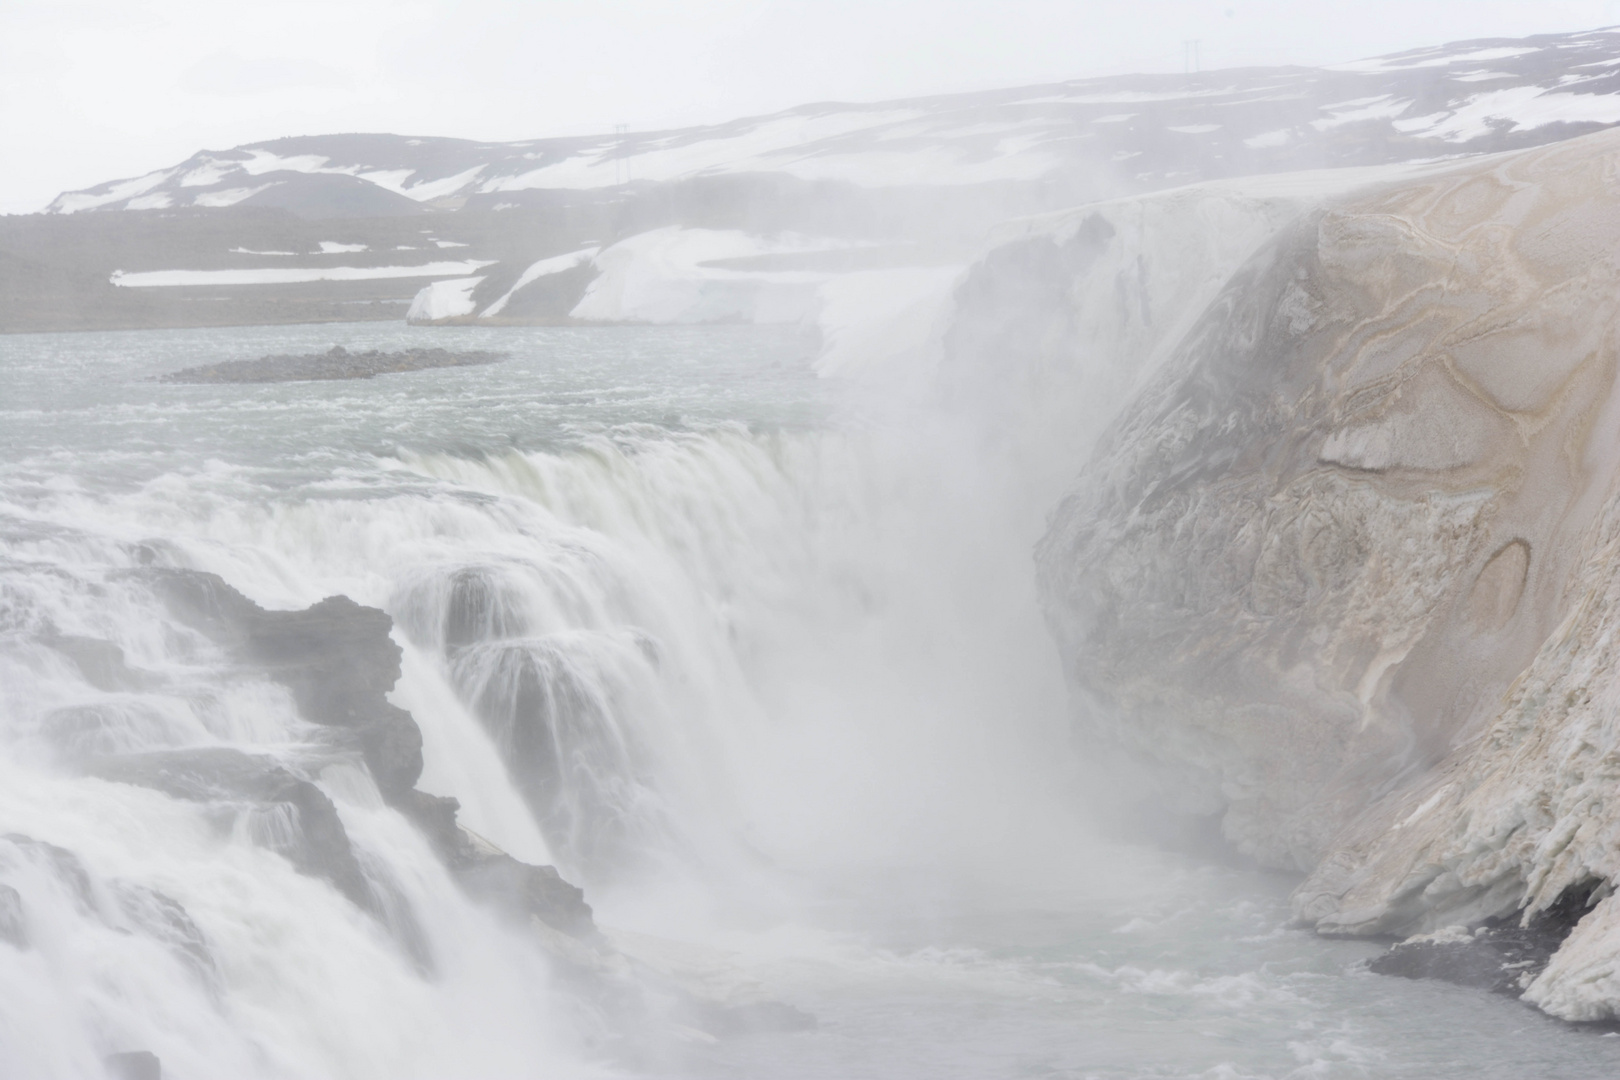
[6,0,1620,213]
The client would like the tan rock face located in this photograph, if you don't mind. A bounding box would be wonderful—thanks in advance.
[1038,122,1620,934]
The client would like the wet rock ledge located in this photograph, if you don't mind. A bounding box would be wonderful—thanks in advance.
[1367,882,1606,999]
[102,570,594,939]
[160,344,505,383]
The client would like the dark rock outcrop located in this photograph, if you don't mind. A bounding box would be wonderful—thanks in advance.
[136,570,595,938]
[45,633,155,691]
[151,572,423,800]
[1369,883,1604,997]
[160,345,505,384]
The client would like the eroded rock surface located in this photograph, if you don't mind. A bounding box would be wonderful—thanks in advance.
[1033,126,1620,1018]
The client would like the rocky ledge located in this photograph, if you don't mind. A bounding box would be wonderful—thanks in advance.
[1367,883,1605,998]
[159,345,505,383]
[95,570,595,940]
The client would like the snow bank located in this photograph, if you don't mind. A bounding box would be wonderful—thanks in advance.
[406,277,486,322]
[568,227,837,324]
[110,261,493,287]
[481,247,599,317]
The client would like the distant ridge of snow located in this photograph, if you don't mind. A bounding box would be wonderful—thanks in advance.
[47,27,1620,216]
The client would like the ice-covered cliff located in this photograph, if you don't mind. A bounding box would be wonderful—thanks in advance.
[1010,123,1620,1019]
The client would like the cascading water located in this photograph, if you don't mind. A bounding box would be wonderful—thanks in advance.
[4,319,1620,1080]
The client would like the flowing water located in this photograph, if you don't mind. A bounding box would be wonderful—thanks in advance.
[2,322,1618,1079]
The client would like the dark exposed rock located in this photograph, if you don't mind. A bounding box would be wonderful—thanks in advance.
[159,345,505,384]
[104,1050,161,1080]
[45,633,155,691]
[142,570,595,937]
[0,883,26,949]
[394,789,595,939]
[456,846,595,939]
[151,573,422,800]
[1368,882,1603,996]
[89,748,373,911]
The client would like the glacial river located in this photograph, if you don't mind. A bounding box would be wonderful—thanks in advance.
[1,322,1617,1079]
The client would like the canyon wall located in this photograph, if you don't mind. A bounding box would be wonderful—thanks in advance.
[1019,126,1620,1018]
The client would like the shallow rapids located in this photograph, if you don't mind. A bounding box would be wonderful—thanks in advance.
[2,322,1618,1079]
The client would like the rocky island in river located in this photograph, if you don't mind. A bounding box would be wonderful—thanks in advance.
[159,345,506,383]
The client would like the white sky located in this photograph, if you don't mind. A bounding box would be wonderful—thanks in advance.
[3,0,1620,214]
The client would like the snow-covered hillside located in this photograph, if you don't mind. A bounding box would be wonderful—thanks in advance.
[47,28,1620,217]
[14,26,1620,338]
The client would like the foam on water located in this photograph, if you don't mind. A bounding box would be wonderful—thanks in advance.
[2,322,1619,1078]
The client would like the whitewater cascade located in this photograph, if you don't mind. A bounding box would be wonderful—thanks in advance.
[15,123,1620,1080]
[0,302,1108,1076]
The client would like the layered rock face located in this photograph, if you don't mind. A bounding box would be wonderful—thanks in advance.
[1033,126,1620,1017]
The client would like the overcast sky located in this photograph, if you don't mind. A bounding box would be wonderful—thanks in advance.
[4,0,1620,214]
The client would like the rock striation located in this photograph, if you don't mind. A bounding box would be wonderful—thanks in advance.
[1030,125,1620,1019]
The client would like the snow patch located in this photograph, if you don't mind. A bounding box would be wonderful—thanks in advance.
[569,227,843,324]
[109,261,494,287]
[481,247,600,317]
[49,169,175,214]
[239,150,349,177]
[179,160,237,187]
[318,241,368,254]
[1244,129,1291,148]
[1331,46,1541,73]
[193,184,277,208]
[406,277,485,322]
[400,165,486,202]
[1313,96,1411,131]
[1393,85,1620,141]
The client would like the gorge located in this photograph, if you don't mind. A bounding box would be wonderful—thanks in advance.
[12,23,1620,1080]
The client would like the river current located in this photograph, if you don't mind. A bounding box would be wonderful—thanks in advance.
[2,322,1617,1079]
